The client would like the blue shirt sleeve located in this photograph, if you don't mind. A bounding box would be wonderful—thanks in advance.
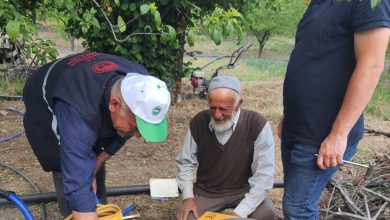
[55,100,98,212]
[352,0,390,32]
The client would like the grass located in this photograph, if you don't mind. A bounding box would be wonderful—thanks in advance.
[0,73,26,95]
[260,35,295,58]
[366,71,390,119]
[243,57,288,81]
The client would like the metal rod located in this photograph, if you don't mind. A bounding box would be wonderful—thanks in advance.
[314,154,369,168]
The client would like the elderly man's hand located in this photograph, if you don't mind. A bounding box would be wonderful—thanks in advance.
[230,212,240,217]
[176,198,198,220]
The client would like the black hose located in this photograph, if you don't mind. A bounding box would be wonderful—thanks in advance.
[0,185,150,205]
[6,107,25,115]
[0,130,25,143]
[0,180,284,205]
[0,95,23,101]
[0,162,47,219]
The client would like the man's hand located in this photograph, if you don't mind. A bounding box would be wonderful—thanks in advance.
[92,176,97,194]
[176,198,198,220]
[317,132,348,170]
[230,212,240,217]
[72,211,98,220]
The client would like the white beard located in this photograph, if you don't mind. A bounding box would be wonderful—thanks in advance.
[210,111,237,133]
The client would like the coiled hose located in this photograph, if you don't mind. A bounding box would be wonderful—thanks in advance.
[64,204,123,220]
[0,189,35,220]
[0,162,47,219]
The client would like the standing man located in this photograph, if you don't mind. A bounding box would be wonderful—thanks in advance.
[279,0,390,219]
[23,52,171,220]
[176,76,276,220]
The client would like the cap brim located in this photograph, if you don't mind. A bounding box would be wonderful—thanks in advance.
[135,116,168,143]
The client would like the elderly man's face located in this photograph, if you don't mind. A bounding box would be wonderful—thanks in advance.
[109,96,141,138]
[208,88,240,133]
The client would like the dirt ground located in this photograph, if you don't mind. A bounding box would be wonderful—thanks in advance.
[0,76,389,219]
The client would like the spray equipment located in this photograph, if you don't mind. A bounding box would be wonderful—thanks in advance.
[190,45,252,98]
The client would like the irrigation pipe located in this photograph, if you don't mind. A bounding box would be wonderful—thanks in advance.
[5,193,35,220]
[0,95,23,101]
[0,180,284,205]
[0,108,25,143]
[0,162,47,219]
[0,130,25,143]
[6,107,25,115]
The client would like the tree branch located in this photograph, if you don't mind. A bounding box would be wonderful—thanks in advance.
[319,209,371,220]
[91,0,160,43]
[364,128,390,138]
[362,187,390,203]
[373,202,388,220]
[331,181,365,216]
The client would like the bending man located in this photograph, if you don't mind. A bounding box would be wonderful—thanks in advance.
[23,52,171,219]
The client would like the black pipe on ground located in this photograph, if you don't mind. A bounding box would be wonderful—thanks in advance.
[0,185,150,206]
[0,180,284,206]
[0,95,23,101]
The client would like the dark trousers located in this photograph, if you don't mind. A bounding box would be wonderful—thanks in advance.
[52,164,107,217]
[187,193,277,220]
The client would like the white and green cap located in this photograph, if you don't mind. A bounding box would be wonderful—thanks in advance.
[121,74,171,142]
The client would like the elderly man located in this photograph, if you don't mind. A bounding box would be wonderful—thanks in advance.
[23,52,171,220]
[176,76,276,220]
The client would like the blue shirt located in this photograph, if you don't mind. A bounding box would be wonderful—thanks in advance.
[283,0,390,146]
[55,100,130,212]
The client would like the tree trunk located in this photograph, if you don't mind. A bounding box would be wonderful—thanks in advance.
[174,10,188,103]
[250,26,271,58]
[31,0,37,24]
[68,33,75,52]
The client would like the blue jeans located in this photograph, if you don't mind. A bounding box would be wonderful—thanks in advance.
[281,133,357,220]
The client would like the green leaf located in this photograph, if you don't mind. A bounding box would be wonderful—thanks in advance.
[117,16,126,32]
[6,20,20,42]
[90,7,97,14]
[154,11,161,27]
[129,3,137,11]
[135,53,142,62]
[114,0,120,7]
[227,20,234,35]
[92,17,100,29]
[65,0,75,10]
[212,29,222,45]
[371,0,380,9]
[160,32,169,43]
[166,25,176,40]
[25,46,31,59]
[121,2,129,10]
[140,4,150,15]
[187,28,195,47]
[148,2,158,13]
[160,0,168,5]
[144,25,152,32]
[81,25,88,34]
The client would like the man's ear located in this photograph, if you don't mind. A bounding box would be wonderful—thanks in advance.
[109,96,121,113]
[235,99,243,110]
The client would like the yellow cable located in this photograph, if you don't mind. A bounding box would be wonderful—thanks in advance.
[64,204,123,220]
